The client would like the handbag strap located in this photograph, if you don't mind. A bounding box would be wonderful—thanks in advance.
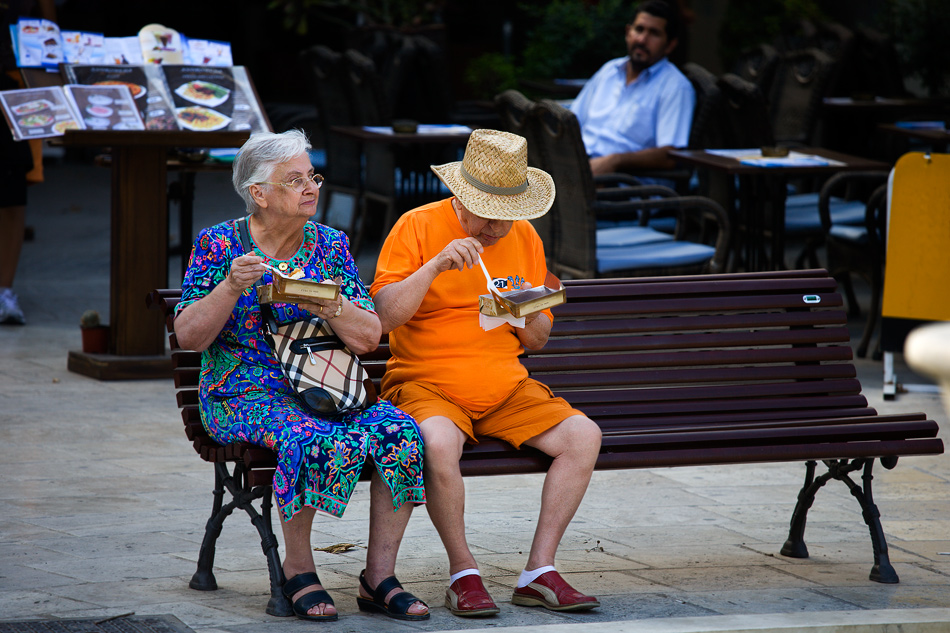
[236,216,279,333]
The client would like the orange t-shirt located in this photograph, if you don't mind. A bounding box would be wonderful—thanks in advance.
[371,198,551,411]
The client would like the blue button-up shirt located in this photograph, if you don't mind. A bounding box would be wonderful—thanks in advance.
[571,56,695,157]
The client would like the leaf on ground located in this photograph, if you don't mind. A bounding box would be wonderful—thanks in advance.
[313,542,365,554]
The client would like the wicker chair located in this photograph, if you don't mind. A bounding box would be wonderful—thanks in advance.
[494,89,554,261]
[531,99,730,279]
[818,172,890,359]
[731,44,781,98]
[768,48,840,147]
[298,46,362,231]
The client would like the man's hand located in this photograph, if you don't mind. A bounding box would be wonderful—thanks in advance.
[226,254,264,294]
[589,154,621,176]
[431,237,483,273]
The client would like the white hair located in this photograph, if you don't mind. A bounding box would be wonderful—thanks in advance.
[232,129,312,212]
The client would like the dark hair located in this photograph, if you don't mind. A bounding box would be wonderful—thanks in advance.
[634,0,680,41]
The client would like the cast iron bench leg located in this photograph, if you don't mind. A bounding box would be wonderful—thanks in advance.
[189,462,227,591]
[189,462,294,616]
[781,459,899,584]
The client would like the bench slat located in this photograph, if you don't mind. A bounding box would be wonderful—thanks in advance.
[540,326,851,355]
[550,310,848,337]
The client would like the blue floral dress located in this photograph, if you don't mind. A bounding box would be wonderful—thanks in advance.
[176,217,425,522]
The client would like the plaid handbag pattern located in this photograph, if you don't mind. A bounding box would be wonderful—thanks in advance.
[266,317,377,415]
[236,216,376,416]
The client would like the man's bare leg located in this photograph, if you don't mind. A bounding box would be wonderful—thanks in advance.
[417,416,474,573]
[521,414,602,570]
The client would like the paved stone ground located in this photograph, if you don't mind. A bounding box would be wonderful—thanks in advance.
[1,157,948,632]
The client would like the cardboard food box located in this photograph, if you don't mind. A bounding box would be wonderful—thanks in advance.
[257,276,340,304]
[478,285,566,318]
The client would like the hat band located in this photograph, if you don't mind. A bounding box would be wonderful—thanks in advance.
[460,163,528,196]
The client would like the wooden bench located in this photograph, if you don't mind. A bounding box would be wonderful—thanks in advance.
[147,268,944,616]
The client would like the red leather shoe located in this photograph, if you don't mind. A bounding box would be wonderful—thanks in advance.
[511,570,600,611]
[444,574,500,617]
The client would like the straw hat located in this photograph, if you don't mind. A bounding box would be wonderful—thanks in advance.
[431,129,555,221]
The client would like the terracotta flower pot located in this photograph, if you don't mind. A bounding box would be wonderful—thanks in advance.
[81,325,110,354]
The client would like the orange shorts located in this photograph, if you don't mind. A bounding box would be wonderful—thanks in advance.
[383,378,584,449]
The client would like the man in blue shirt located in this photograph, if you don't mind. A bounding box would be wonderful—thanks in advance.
[571,0,695,176]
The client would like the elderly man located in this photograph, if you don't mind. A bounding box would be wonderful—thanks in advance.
[371,129,602,617]
[571,0,695,176]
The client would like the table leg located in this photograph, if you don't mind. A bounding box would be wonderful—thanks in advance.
[68,145,172,380]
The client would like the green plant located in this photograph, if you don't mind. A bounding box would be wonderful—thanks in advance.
[464,53,520,101]
[887,0,950,96]
[80,310,101,329]
[718,0,826,70]
[267,0,439,35]
[519,0,631,80]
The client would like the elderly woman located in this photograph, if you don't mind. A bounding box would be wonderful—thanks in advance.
[174,130,428,622]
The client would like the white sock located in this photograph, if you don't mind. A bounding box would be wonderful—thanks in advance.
[449,568,480,585]
[517,565,556,588]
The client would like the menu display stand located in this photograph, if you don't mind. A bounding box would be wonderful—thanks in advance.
[61,129,250,380]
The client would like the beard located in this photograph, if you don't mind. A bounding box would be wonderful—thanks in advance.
[628,46,655,72]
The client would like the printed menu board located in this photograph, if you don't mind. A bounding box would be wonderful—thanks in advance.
[0,87,81,140]
[63,64,178,130]
[63,85,145,131]
[162,65,267,132]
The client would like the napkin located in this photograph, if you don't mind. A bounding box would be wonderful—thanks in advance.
[479,312,526,331]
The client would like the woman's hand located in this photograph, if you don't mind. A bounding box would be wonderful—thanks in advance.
[299,276,344,320]
[226,254,265,294]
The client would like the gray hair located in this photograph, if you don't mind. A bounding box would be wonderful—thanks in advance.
[232,129,312,212]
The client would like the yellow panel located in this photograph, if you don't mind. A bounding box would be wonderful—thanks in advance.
[882,152,950,322]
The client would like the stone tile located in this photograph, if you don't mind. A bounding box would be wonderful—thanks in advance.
[682,587,859,616]
[815,584,950,610]
[0,590,99,618]
[890,540,950,562]
[22,552,201,584]
[778,562,950,587]
[885,519,950,541]
[632,564,822,592]
[742,540,930,565]
[610,543,782,569]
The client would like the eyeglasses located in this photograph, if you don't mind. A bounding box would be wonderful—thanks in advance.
[257,172,324,193]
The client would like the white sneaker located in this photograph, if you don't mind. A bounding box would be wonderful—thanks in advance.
[0,287,25,325]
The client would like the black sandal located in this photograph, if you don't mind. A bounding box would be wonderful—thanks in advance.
[356,569,430,621]
[282,572,338,621]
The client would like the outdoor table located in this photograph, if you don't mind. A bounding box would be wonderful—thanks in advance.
[669,147,889,272]
[329,125,472,250]
[60,129,250,380]
[820,96,950,156]
[878,122,950,153]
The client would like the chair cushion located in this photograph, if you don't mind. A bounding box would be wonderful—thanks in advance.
[829,224,868,244]
[597,241,716,273]
[784,199,866,235]
[596,226,674,248]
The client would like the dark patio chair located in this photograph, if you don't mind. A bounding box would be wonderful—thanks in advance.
[531,99,730,279]
[767,48,840,147]
[715,73,866,269]
[819,172,890,359]
[298,46,362,231]
[731,43,780,98]
[494,89,554,262]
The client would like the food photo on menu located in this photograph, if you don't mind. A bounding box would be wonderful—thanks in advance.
[163,65,236,131]
[0,87,81,141]
[63,85,145,131]
[62,64,178,130]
